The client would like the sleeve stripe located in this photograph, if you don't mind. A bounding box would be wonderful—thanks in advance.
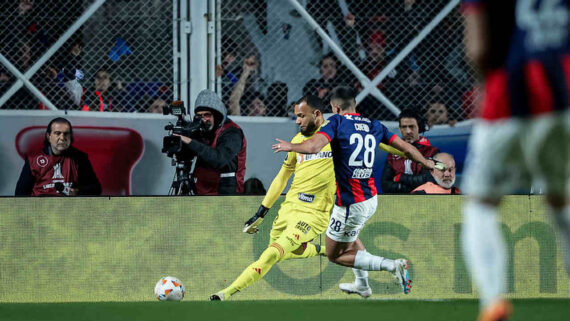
[388,134,397,144]
[318,132,332,142]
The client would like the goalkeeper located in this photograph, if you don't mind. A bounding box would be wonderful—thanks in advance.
[209,95,335,301]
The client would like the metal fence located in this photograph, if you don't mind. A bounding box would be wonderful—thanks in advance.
[0,0,172,113]
[0,0,478,122]
[219,0,478,123]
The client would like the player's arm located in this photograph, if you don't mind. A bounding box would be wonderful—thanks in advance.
[272,134,329,154]
[389,136,435,170]
[463,3,488,74]
[243,155,295,234]
[261,166,294,208]
[379,143,406,158]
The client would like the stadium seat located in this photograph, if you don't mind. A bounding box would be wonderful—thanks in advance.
[15,126,144,196]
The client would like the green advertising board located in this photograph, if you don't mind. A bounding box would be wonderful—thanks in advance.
[0,196,566,302]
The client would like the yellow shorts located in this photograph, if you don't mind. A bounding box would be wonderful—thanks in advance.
[269,201,330,253]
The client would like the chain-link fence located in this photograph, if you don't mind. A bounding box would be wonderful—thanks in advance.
[0,0,172,113]
[219,0,479,122]
[1,0,479,122]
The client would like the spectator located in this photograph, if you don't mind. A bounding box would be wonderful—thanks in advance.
[82,68,126,112]
[425,102,456,127]
[461,84,482,119]
[355,31,399,120]
[243,177,266,195]
[238,0,320,104]
[411,152,461,194]
[60,37,85,107]
[265,81,288,116]
[175,89,247,195]
[303,53,345,103]
[381,108,439,193]
[15,117,101,196]
[147,97,168,114]
[2,36,40,109]
[217,36,241,104]
[228,55,261,116]
[242,90,267,116]
[306,0,365,64]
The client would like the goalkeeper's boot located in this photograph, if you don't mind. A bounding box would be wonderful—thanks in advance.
[243,205,269,234]
[208,292,225,301]
[393,259,412,294]
[338,283,372,298]
[477,299,512,321]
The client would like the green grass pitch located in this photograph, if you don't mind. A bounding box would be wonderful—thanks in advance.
[0,299,568,321]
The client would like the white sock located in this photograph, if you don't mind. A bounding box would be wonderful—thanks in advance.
[549,205,570,274]
[354,250,395,272]
[462,200,506,308]
[352,268,369,288]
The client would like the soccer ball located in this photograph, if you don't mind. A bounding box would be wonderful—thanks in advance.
[154,276,186,301]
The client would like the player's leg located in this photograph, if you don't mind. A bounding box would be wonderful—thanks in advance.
[209,209,289,300]
[210,212,320,300]
[210,243,284,300]
[326,196,411,294]
[280,241,326,260]
[529,113,570,274]
[461,120,519,317]
[277,206,329,261]
[336,239,372,298]
[462,197,505,308]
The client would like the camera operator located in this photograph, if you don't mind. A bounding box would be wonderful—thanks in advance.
[174,89,247,195]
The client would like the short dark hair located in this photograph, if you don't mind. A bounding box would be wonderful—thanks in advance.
[398,108,428,133]
[296,95,326,113]
[320,52,338,68]
[330,86,356,110]
[44,117,73,147]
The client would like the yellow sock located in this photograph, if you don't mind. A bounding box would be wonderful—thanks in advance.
[220,245,282,298]
[281,243,326,261]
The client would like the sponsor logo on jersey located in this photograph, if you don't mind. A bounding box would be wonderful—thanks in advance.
[345,114,371,123]
[295,220,312,234]
[52,163,64,179]
[352,168,372,179]
[36,156,48,168]
[354,123,370,132]
[297,193,315,203]
[297,151,332,163]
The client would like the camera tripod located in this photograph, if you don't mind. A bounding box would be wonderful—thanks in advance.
[168,155,198,196]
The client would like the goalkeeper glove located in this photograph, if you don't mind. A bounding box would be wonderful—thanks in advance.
[243,205,269,234]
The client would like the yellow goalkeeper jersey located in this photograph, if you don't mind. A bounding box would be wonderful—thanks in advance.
[261,127,336,213]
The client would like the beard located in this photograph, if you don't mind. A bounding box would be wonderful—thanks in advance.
[203,120,215,132]
[434,175,455,189]
[301,121,318,136]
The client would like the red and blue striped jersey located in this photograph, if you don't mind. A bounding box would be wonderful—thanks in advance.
[462,0,570,120]
[318,113,396,206]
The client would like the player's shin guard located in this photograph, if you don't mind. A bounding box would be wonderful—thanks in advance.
[221,245,282,298]
[353,250,394,272]
[462,200,507,308]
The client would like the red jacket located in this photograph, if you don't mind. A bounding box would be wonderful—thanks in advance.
[192,119,247,195]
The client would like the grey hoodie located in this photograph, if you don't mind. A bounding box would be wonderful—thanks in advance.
[194,89,227,128]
